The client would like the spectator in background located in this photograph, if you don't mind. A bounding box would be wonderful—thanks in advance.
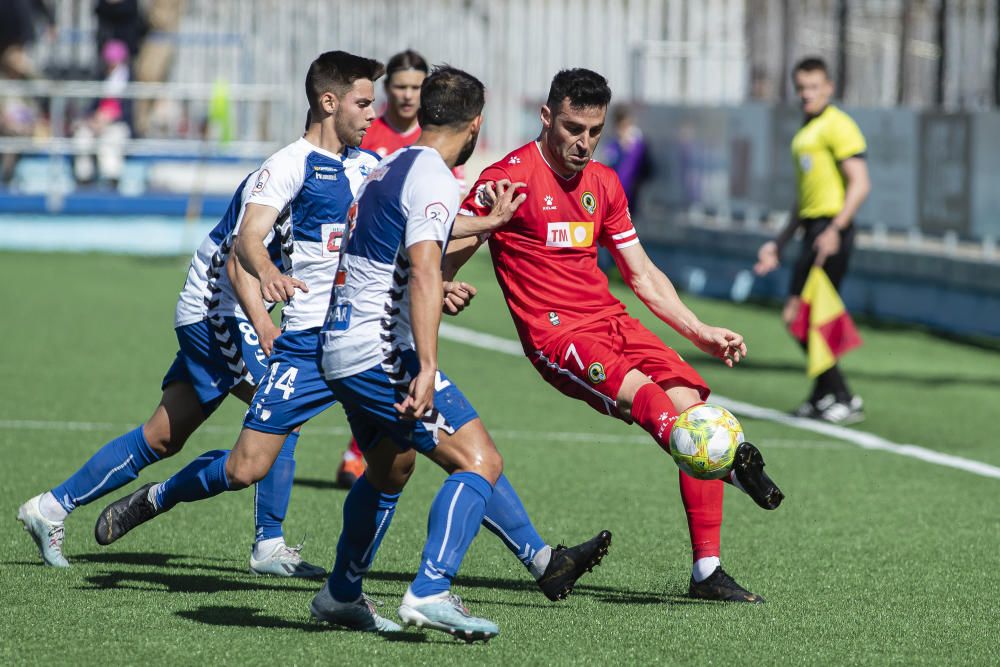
[603,104,651,214]
[133,0,185,137]
[95,0,148,61]
[0,0,55,80]
[754,57,870,424]
[72,39,131,186]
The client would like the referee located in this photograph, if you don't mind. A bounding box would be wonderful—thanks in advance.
[754,57,870,424]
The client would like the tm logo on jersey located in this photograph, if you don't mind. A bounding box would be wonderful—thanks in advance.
[546,222,594,248]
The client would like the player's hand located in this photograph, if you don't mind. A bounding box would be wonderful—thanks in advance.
[256,320,281,357]
[691,324,747,368]
[394,369,436,420]
[754,241,780,276]
[260,268,308,303]
[813,226,841,266]
[443,281,477,316]
[484,179,527,230]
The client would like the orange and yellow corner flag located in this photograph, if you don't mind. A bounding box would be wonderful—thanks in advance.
[788,266,862,378]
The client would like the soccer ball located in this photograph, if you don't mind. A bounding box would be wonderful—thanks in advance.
[668,404,744,480]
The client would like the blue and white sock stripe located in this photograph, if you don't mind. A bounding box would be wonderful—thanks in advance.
[436,481,465,563]
[73,454,135,504]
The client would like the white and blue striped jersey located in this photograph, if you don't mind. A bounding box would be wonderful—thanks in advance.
[321,145,459,381]
[174,170,285,329]
[247,137,380,331]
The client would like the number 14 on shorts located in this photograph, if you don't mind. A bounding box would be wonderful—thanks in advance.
[263,363,298,399]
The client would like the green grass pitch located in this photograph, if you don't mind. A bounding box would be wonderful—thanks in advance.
[2,250,998,665]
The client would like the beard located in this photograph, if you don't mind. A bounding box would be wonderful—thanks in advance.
[335,115,367,148]
[455,130,480,167]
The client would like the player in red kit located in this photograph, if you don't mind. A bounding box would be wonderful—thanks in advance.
[335,50,465,487]
[451,69,784,603]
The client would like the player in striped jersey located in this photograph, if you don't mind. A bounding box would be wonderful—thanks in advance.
[93,58,611,631]
[17,168,323,577]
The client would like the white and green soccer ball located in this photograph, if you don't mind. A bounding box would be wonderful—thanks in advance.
[668,404,744,480]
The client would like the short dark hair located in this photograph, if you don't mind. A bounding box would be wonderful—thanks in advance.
[546,68,612,111]
[386,49,429,82]
[305,50,385,114]
[793,57,830,79]
[417,65,485,129]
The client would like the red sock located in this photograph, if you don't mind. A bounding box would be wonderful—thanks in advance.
[630,384,723,559]
[679,470,723,560]
[629,382,681,453]
[347,438,362,459]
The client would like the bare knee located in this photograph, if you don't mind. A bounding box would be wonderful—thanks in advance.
[142,421,186,458]
[224,456,266,490]
[430,421,504,484]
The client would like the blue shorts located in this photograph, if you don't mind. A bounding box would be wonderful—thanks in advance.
[243,328,339,435]
[162,317,268,415]
[328,350,478,454]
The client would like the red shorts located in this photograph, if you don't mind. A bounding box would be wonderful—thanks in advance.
[530,314,709,420]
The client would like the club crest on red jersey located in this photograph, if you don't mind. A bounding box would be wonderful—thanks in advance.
[581,191,597,214]
[587,362,606,384]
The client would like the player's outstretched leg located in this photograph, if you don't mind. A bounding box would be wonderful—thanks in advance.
[21,383,204,565]
[250,431,325,578]
[482,473,612,601]
[94,446,233,544]
[626,378,778,602]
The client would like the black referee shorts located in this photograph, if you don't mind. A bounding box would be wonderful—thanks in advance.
[788,217,855,297]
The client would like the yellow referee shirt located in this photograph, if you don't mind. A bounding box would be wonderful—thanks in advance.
[791,105,866,219]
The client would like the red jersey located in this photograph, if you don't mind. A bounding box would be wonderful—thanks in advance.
[361,116,421,158]
[460,141,639,353]
[362,115,465,185]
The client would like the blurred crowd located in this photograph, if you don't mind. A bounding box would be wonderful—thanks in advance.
[1,0,185,186]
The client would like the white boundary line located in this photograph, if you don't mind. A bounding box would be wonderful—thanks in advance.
[3,323,997,480]
[439,323,1000,481]
[0,419,843,450]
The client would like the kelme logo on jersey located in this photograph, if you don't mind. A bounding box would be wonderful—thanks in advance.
[546,222,594,248]
[587,361,606,384]
[581,191,597,214]
[323,222,346,257]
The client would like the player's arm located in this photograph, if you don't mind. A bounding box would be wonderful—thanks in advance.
[394,239,443,419]
[226,249,280,356]
[442,235,482,281]
[234,203,308,303]
[612,241,747,368]
[813,157,870,263]
[450,180,526,239]
[754,204,801,276]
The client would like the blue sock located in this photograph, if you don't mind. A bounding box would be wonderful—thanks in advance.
[327,473,400,602]
[410,471,494,598]
[482,473,547,568]
[51,425,160,513]
[254,431,299,543]
[155,449,231,511]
